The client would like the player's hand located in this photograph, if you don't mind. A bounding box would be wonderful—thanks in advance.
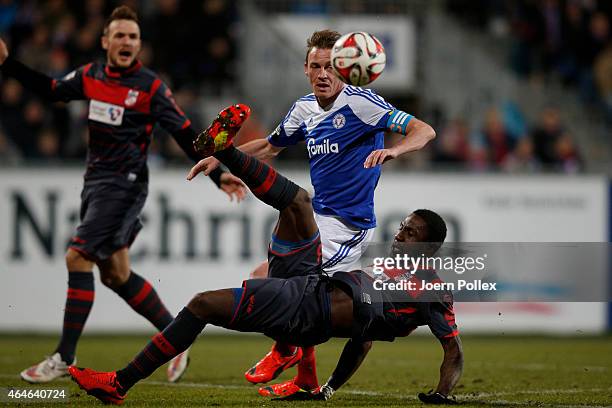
[363,148,396,168]
[219,172,247,202]
[0,38,9,65]
[418,391,457,405]
[187,157,221,180]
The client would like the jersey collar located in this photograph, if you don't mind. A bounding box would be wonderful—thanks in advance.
[105,60,142,78]
[317,84,347,111]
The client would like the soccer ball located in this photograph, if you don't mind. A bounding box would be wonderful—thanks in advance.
[331,32,386,87]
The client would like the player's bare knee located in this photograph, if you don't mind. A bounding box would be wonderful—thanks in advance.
[287,188,312,214]
[65,249,93,271]
[187,291,214,320]
[99,267,129,290]
[65,251,78,270]
[100,273,121,289]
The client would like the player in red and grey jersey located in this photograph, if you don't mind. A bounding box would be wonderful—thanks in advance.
[68,164,463,405]
[0,6,246,384]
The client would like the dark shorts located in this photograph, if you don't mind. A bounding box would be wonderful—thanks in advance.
[228,275,332,347]
[69,182,147,261]
[267,232,322,279]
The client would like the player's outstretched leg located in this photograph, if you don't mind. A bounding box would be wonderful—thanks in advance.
[69,289,235,405]
[100,249,189,383]
[212,143,319,385]
[112,269,190,383]
[195,104,314,232]
[243,190,320,386]
[197,105,321,391]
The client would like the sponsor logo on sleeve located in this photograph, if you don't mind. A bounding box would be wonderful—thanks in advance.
[271,125,281,138]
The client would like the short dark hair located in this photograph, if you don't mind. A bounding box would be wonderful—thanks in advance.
[305,29,341,62]
[413,209,447,250]
[104,5,139,34]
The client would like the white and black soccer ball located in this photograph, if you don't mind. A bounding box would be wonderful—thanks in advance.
[331,32,386,87]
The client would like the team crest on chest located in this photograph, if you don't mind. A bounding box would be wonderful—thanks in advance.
[124,89,139,107]
[332,113,346,129]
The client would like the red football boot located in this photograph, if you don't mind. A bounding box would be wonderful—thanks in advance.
[193,103,251,157]
[258,377,313,397]
[68,366,126,405]
[244,346,302,384]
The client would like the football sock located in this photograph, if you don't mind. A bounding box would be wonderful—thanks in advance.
[295,346,319,390]
[114,271,173,331]
[273,342,297,357]
[55,271,94,363]
[214,145,299,211]
[116,307,206,391]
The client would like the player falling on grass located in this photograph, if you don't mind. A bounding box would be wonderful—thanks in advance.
[69,104,463,406]
[188,29,436,395]
[0,6,246,384]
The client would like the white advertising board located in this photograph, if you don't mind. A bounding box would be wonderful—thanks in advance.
[0,169,607,333]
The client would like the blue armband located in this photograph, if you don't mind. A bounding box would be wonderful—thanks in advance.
[386,110,413,135]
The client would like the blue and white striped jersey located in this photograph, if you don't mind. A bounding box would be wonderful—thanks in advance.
[268,85,411,229]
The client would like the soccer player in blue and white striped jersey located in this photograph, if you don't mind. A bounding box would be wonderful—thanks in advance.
[193,30,434,275]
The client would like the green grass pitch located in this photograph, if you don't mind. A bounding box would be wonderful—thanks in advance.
[0,333,611,407]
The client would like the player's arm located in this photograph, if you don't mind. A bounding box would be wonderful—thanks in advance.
[0,38,83,102]
[419,305,463,405]
[433,336,463,398]
[319,339,373,399]
[152,82,246,201]
[171,126,245,201]
[364,113,436,168]
[240,138,285,159]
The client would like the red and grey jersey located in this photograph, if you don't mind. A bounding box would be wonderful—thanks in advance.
[330,270,458,342]
[52,61,190,184]
[378,268,458,340]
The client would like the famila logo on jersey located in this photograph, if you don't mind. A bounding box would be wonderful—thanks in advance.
[307,138,339,158]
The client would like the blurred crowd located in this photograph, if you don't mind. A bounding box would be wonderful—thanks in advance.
[252,0,416,14]
[0,0,589,173]
[422,103,583,174]
[0,0,237,164]
[447,0,612,123]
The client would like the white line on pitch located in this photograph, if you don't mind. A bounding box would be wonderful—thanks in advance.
[1,374,610,407]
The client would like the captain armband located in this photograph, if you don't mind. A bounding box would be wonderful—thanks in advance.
[385,110,413,135]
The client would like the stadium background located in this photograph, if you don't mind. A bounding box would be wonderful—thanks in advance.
[0,0,610,338]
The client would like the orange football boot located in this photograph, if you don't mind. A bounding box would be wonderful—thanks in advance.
[244,346,302,384]
[193,103,251,157]
[68,366,126,405]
